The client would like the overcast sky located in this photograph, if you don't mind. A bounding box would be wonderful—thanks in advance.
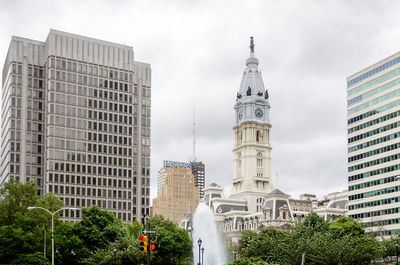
[1,0,400,201]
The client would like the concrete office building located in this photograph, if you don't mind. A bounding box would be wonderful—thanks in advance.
[152,161,200,224]
[1,30,151,223]
[347,52,400,236]
[190,161,205,199]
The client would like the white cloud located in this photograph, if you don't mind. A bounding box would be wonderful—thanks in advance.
[1,0,400,202]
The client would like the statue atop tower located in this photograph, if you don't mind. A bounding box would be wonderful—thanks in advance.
[250,36,255,53]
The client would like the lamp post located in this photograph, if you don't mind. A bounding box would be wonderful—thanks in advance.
[396,239,399,264]
[197,238,202,265]
[28,206,77,265]
[113,245,117,265]
[201,247,204,265]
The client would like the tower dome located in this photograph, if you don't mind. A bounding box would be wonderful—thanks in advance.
[237,37,267,99]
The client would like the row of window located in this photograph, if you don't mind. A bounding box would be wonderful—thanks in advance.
[60,206,133,222]
[50,163,135,177]
[87,144,134,156]
[348,142,400,163]
[348,65,400,97]
[350,206,400,219]
[349,195,400,210]
[348,131,400,153]
[51,56,133,82]
[48,185,135,199]
[348,89,400,115]
[348,153,400,172]
[348,110,400,134]
[349,186,400,201]
[364,217,400,228]
[347,99,400,125]
[347,56,400,87]
[88,121,135,135]
[348,175,396,191]
[348,121,400,144]
[348,95,362,106]
[64,196,135,211]
[348,163,400,182]
[49,173,134,188]
[348,75,400,106]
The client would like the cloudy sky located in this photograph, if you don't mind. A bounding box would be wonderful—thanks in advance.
[1,0,400,201]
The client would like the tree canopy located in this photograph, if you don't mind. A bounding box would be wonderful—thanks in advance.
[233,213,388,265]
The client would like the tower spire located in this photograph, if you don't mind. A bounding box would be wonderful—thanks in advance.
[250,36,255,54]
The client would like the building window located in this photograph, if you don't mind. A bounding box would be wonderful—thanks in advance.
[256,130,263,142]
[257,152,263,167]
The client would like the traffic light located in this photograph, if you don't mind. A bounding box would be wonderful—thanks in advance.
[139,235,148,253]
[150,243,159,251]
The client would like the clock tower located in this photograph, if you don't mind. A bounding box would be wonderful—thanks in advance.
[230,37,273,212]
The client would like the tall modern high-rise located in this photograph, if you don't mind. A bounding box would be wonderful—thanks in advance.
[1,30,151,223]
[190,161,205,198]
[347,52,400,236]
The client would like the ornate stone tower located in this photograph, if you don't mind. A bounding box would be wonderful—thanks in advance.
[230,37,274,212]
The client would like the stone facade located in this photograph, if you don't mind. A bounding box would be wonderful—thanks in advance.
[152,166,200,224]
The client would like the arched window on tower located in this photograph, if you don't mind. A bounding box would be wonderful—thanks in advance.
[238,132,243,144]
[238,153,242,169]
[257,152,263,167]
[256,130,263,143]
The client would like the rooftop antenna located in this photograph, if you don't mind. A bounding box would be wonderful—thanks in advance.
[192,107,196,162]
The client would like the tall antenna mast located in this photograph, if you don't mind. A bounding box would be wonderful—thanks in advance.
[193,107,196,162]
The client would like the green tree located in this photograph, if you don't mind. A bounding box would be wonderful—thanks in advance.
[149,215,192,265]
[235,213,383,265]
[228,256,276,265]
[0,180,62,264]
[328,216,365,237]
[73,205,127,252]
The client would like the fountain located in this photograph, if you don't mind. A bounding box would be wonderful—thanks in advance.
[192,203,228,265]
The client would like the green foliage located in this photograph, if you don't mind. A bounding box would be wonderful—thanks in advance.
[54,221,88,265]
[236,213,385,265]
[0,179,39,225]
[82,233,145,265]
[328,216,365,237]
[149,215,193,265]
[0,180,62,264]
[73,205,127,251]
[11,252,50,265]
[228,256,275,265]
[126,220,142,238]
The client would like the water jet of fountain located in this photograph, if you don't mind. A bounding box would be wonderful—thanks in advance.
[192,203,227,265]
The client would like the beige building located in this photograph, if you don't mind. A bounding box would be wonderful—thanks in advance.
[152,166,200,224]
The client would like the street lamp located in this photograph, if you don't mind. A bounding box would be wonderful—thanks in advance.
[396,239,399,264]
[197,238,202,265]
[201,247,204,265]
[27,206,77,265]
[113,245,117,265]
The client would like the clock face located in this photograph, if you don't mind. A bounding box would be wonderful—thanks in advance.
[255,108,263,118]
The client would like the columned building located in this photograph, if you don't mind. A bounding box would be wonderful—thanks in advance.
[1,30,151,223]
[346,52,400,236]
[179,38,347,243]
